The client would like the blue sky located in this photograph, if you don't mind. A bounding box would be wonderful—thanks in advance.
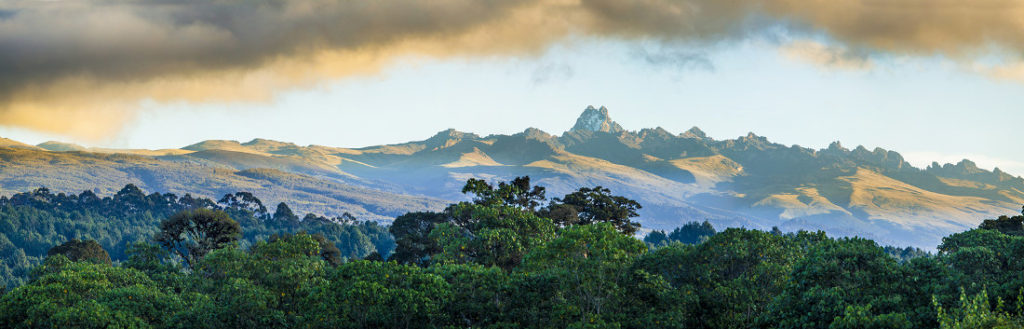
[4,37,1022,174]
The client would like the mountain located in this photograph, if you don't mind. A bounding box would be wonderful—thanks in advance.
[37,140,190,156]
[2,106,1022,248]
[0,137,39,150]
[0,148,445,221]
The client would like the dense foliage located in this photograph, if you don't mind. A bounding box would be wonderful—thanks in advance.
[2,178,1024,328]
[0,185,394,287]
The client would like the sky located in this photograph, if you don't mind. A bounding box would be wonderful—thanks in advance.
[1,0,1023,175]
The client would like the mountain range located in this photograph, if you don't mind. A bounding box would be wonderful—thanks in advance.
[2,106,1021,248]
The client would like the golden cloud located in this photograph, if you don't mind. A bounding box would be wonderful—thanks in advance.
[780,41,873,70]
[1,0,1023,139]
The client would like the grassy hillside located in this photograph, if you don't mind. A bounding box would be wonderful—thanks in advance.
[0,148,446,221]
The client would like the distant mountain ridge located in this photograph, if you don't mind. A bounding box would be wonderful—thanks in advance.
[10,105,1024,248]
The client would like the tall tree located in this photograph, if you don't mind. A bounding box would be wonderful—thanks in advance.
[154,209,241,267]
[389,211,449,266]
[518,223,649,327]
[46,239,112,265]
[977,207,1024,236]
[462,176,546,212]
[644,230,670,247]
[434,203,556,271]
[544,186,642,235]
[272,202,299,225]
[219,192,269,219]
[271,232,342,266]
[668,220,717,244]
[765,237,911,329]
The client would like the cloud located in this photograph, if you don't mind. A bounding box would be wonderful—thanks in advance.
[780,41,872,70]
[2,0,1024,138]
[0,0,567,139]
[531,63,575,85]
[970,62,1024,82]
[633,47,715,72]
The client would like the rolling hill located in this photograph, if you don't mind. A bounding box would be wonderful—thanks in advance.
[3,105,1022,248]
[0,148,445,221]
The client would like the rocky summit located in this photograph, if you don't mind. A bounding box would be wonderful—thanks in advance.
[571,105,625,134]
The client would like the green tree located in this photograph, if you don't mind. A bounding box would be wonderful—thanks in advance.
[938,228,1024,304]
[462,176,547,212]
[830,305,912,329]
[0,255,186,328]
[122,241,186,290]
[305,261,451,328]
[544,187,642,235]
[667,220,716,244]
[389,211,448,266]
[178,233,330,328]
[430,263,511,328]
[633,228,801,328]
[46,239,112,265]
[154,209,241,268]
[935,288,1024,329]
[436,203,556,271]
[643,230,669,247]
[901,256,956,328]
[272,202,299,225]
[309,233,343,266]
[765,237,910,329]
[977,206,1024,236]
[518,223,648,327]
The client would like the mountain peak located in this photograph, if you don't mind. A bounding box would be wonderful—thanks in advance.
[182,140,244,151]
[37,141,86,152]
[0,137,40,150]
[741,132,767,142]
[243,138,296,148]
[954,159,983,173]
[520,127,554,140]
[424,129,478,149]
[571,106,624,133]
[827,141,847,152]
[681,126,707,139]
[430,128,475,139]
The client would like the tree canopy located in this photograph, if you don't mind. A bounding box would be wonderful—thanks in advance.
[3,178,1024,328]
[46,239,112,266]
[154,209,242,268]
[544,186,643,234]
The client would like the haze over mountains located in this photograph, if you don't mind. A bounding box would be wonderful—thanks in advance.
[2,106,1021,248]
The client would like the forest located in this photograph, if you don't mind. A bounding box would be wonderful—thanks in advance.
[0,176,1021,328]
[0,185,393,287]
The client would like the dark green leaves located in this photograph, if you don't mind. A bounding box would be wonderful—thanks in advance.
[154,209,241,268]
[544,186,642,235]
